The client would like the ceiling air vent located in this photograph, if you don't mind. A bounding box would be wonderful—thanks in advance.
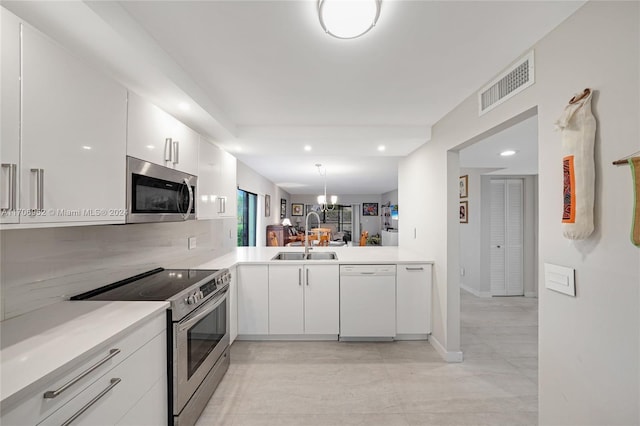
[478,51,535,115]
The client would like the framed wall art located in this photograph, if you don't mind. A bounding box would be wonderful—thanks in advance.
[291,203,304,216]
[265,194,271,217]
[459,175,469,198]
[280,198,286,219]
[460,201,468,224]
[362,202,379,216]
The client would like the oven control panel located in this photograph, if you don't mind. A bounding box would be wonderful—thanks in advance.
[183,270,231,305]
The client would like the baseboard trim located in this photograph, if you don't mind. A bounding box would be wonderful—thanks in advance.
[395,333,429,341]
[429,335,463,363]
[524,291,537,298]
[460,284,491,298]
[237,334,338,341]
[339,336,394,342]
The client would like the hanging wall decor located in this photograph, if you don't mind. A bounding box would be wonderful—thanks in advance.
[613,153,640,247]
[555,88,596,240]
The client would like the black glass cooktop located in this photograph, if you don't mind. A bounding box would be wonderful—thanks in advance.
[71,268,220,302]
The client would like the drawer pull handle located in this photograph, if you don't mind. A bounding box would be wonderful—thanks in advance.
[405,267,424,271]
[61,378,121,426]
[43,349,120,399]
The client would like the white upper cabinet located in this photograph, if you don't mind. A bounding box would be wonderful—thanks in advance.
[127,91,198,176]
[0,9,20,224]
[1,9,127,227]
[197,137,237,219]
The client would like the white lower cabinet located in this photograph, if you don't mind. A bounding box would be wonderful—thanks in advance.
[268,264,339,336]
[0,313,167,426]
[396,263,432,337]
[237,264,269,335]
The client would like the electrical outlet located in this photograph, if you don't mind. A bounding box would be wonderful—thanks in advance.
[188,236,197,250]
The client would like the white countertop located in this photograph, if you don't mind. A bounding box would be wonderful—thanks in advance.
[0,300,168,408]
[195,246,432,270]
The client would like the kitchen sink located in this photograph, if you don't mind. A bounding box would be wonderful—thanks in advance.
[306,252,338,260]
[272,252,306,260]
[271,252,338,261]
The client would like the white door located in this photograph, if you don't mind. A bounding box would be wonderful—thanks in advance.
[490,179,524,296]
[237,265,269,335]
[304,265,339,335]
[0,9,20,224]
[268,265,304,334]
[20,23,127,224]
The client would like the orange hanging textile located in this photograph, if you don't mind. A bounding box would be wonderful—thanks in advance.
[555,88,596,240]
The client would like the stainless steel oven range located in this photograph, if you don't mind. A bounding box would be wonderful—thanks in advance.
[72,268,231,426]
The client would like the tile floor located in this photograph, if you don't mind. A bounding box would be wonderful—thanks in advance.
[196,290,538,425]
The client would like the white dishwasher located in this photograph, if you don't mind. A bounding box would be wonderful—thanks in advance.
[339,265,396,340]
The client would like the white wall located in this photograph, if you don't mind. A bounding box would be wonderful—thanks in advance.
[400,2,639,423]
[0,218,236,320]
[237,160,291,246]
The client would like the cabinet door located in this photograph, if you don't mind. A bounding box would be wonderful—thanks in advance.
[197,138,222,219]
[268,265,304,334]
[0,9,20,224]
[170,123,199,176]
[127,91,173,167]
[304,265,339,335]
[237,265,269,335]
[229,266,238,344]
[20,24,126,224]
[396,264,432,335]
[127,92,197,176]
[219,149,237,217]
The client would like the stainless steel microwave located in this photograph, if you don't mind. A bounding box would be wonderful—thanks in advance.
[126,156,197,223]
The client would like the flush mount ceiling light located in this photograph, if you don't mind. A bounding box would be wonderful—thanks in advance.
[500,150,517,157]
[318,0,381,40]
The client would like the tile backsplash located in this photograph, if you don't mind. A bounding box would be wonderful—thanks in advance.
[0,218,236,320]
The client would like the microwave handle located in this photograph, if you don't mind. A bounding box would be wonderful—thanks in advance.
[182,178,194,220]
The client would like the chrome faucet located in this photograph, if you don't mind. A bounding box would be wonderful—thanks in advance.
[305,211,320,256]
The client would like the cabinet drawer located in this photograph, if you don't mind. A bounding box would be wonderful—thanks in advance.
[1,313,165,426]
[38,331,166,426]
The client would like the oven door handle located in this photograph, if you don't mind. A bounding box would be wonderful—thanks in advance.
[178,289,228,332]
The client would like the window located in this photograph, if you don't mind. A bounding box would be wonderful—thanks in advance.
[237,189,257,246]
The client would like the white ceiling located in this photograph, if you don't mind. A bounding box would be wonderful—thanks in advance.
[4,1,582,195]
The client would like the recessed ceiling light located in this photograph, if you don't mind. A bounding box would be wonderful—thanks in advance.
[500,150,517,157]
[82,146,92,150]
[378,145,386,152]
[146,145,155,150]
[178,102,190,111]
[304,145,312,151]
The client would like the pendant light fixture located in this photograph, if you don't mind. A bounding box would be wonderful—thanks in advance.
[316,163,338,212]
[318,0,382,40]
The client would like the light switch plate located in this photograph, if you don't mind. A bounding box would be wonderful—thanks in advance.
[188,236,197,250]
[544,263,575,296]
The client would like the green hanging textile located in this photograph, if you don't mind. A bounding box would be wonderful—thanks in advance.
[629,157,640,247]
